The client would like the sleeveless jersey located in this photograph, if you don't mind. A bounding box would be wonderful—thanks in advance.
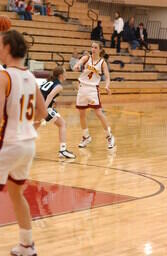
[79,56,104,86]
[0,67,37,146]
[40,79,61,108]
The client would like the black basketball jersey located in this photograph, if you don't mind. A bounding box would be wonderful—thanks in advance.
[40,79,61,108]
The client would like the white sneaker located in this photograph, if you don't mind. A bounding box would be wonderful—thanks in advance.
[59,149,76,159]
[78,136,92,148]
[107,135,115,149]
[11,243,37,256]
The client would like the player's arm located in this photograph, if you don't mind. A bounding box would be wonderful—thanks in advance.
[45,85,63,108]
[35,84,48,121]
[103,61,111,95]
[73,55,89,71]
[0,72,8,124]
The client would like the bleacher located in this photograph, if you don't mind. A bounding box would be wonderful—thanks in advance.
[1,0,167,96]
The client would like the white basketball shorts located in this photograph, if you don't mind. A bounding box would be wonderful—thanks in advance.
[0,139,35,185]
[76,84,101,109]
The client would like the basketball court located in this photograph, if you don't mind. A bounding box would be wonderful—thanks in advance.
[1,94,167,255]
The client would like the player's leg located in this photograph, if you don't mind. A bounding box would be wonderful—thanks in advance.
[8,181,37,256]
[78,109,92,148]
[94,108,115,149]
[8,141,37,256]
[8,179,31,229]
[54,116,75,159]
[76,86,92,148]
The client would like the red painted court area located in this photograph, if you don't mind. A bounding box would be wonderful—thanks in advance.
[0,180,135,227]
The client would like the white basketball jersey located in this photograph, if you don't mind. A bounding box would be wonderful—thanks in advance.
[79,56,104,86]
[0,67,37,146]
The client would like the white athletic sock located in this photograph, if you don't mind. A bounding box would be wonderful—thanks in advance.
[83,128,89,138]
[19,229,33,246]
[105,127,112,138]
[60,143,66,151]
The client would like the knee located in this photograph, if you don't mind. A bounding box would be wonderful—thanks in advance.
[55,118,66,128]
[61,119,66,128]
[95,109,102,117]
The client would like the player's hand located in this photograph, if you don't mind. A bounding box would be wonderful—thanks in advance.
[105,86,111,95]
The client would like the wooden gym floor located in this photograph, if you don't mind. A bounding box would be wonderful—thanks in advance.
[1,94,167,255]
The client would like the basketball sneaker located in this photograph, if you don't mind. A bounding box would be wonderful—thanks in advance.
[107,135,115,149]
[11,243,37,256]
[78,136,92,148]
[59,149,76,159]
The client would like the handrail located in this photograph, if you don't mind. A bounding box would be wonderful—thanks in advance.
[64,0,75,19]
[146,20,161,39]
[52,52,65,66]
[87,9,98,30]
[159,27,167,40]
[22,32,34,47]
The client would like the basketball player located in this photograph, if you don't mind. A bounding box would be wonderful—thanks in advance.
[74,41,115,149]
[40,66,76,159]
[0,30,47,256]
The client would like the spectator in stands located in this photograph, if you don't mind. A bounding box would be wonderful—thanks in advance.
[25,0,34,20]
[17,0,27,20]
[46,2,52,16]
[111,12,124,53]
[69,48,80,71]
[7,0,17,11]
[123,16,140,50]
[33,0,46,15]
[81,50,89,57]
[91,20,106,46]
[136,22,149,50]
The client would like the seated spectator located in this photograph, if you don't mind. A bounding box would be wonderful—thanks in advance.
[33,0,46,15]
[123,16,140,50]
[81,50,89,57]
[91,20,106,46]
[17,0,27,20]
[111,12,124,53]
[7,0,17,11]
[136,22,149,50]
[25,0,34,20]
[69,48,80,71]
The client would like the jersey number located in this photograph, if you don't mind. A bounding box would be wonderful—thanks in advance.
[41,81,54,91]
[20,94,34,121]
[88,72,93,80]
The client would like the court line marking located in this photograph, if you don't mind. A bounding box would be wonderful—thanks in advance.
[35,157,165,201]
[0,158,164,228]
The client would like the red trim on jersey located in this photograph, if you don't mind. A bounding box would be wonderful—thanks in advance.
[1,70,12,97]
[82,55,90,70]
[0,100,8,150]
[101,59,105,74]
[92,55,103,66]
[8,175,26,185]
